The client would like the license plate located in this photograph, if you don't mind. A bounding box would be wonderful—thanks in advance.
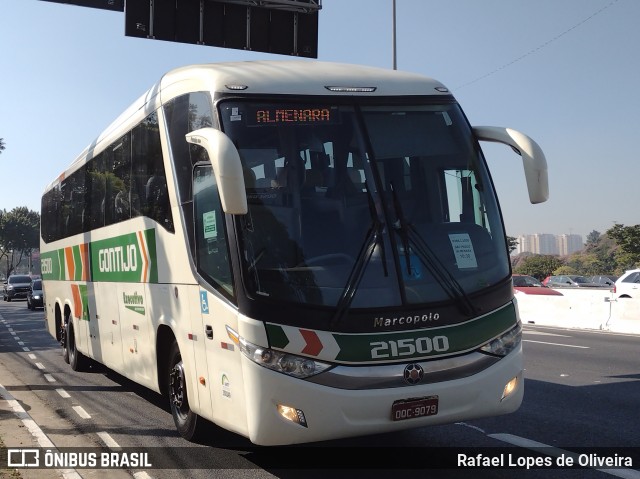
[391,396,439,421]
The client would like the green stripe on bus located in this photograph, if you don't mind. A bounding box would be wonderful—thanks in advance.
[72,245,82,281]
[266,302,517,363]
[42,228,158,284]
[266,324,290,349]
[79,284,89,321]
[332,303,516,362]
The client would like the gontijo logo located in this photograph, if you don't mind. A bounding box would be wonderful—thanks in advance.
[98,244,138,273]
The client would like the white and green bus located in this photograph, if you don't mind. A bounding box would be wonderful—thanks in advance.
[40,60,548,446]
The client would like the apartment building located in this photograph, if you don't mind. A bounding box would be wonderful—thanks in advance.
[514,234,583,255]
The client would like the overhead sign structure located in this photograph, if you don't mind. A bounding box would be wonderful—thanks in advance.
[40,0,124,11]
[40,0,320,58]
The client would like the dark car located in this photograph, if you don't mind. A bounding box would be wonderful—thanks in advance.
[3,274,33,301]
[542,275,603,288]
[27,278,44,310]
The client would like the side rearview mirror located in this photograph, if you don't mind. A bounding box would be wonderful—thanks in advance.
[473,126,549,204]
[185,127,248,215]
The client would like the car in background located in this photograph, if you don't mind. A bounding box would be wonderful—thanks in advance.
[542,275,603,288]
[613,268,640,299]
[2,274,33,301]
[513,274,563,296]
[27,278,44,310]
[588,275,618,287]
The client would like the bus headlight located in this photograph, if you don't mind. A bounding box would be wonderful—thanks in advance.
[226,326,332,379]
[479,322,522,357]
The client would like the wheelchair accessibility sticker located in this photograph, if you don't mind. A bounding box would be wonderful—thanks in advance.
[200,291,209,314]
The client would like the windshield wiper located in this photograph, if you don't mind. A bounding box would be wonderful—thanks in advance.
[389,183,478,316]
[330,193,388,328]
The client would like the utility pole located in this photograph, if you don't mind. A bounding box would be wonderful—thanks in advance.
[392,0,397,70]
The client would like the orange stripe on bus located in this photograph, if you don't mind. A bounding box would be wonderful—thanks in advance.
[79,243,89,281]
[71,284,82,320]
[65,247,75,281]
[137,231,149,283]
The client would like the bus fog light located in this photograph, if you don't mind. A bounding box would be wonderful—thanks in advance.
[501,376,518,401]
[277,404,308,427]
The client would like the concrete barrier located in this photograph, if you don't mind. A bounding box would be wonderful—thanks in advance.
[514,288,640,334]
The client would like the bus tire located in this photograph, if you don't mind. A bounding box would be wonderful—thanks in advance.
[168,341,202,441]
[67,320,87,372]
[61,316,70,364]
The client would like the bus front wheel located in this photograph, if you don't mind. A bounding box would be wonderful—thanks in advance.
[168,341,203,441]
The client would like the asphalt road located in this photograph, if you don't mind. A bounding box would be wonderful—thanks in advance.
[1,299,639,479]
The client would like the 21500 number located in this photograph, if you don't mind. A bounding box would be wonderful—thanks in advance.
[370,336,450,358]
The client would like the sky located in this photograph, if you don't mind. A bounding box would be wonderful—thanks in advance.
[1,0,638,239]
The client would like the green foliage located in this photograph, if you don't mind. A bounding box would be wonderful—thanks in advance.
[513,254,564,280]
[554,265,576,275]
[585,230,600,247]
[0,207,40,277]
[606,223,640,272]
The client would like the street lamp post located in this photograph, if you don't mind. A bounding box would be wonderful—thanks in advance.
[392,0,397,70]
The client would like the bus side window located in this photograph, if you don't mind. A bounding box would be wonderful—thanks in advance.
[133,110,174,231]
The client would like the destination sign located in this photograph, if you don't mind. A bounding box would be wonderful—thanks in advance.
[248,106,337,125]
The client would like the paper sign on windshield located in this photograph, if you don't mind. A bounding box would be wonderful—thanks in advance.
[448,233,478,269]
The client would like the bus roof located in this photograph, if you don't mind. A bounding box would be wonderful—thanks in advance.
[159,60,450,97]
[45,60,451,192]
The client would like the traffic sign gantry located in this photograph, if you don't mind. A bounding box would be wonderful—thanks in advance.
[40,0,321,58]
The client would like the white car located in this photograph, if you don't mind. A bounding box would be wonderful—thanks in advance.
[613,268,640,299]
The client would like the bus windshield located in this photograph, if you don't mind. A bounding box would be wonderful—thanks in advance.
[219,100,510,310]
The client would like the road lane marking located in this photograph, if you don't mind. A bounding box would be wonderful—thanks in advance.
[523,330,571,337]
[73,405,91,419]
[36,362,45,370]
[56,388,71,399]
[523,340,589,348]
[97,431,121,449]
[0,382,82,479]
[28,353,37,360]
[44,374,56,382]
[489,433,640,479]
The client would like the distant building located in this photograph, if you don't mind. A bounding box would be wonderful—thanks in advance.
[558,234,584,255]
[514,234,583,255]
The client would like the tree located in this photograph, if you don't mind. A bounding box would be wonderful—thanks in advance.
[585,230,600,248]
[0,207,40,278]
[606,223,640,271]
[506,235,518,255]
[513,254,564,280]
[0,138,5,154]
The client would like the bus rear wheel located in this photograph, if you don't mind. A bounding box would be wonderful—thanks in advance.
[66,319,87,371]
[61,316,69,364]
[168,341,204,441]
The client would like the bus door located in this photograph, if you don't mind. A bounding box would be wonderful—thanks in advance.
[192,162,248,433]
